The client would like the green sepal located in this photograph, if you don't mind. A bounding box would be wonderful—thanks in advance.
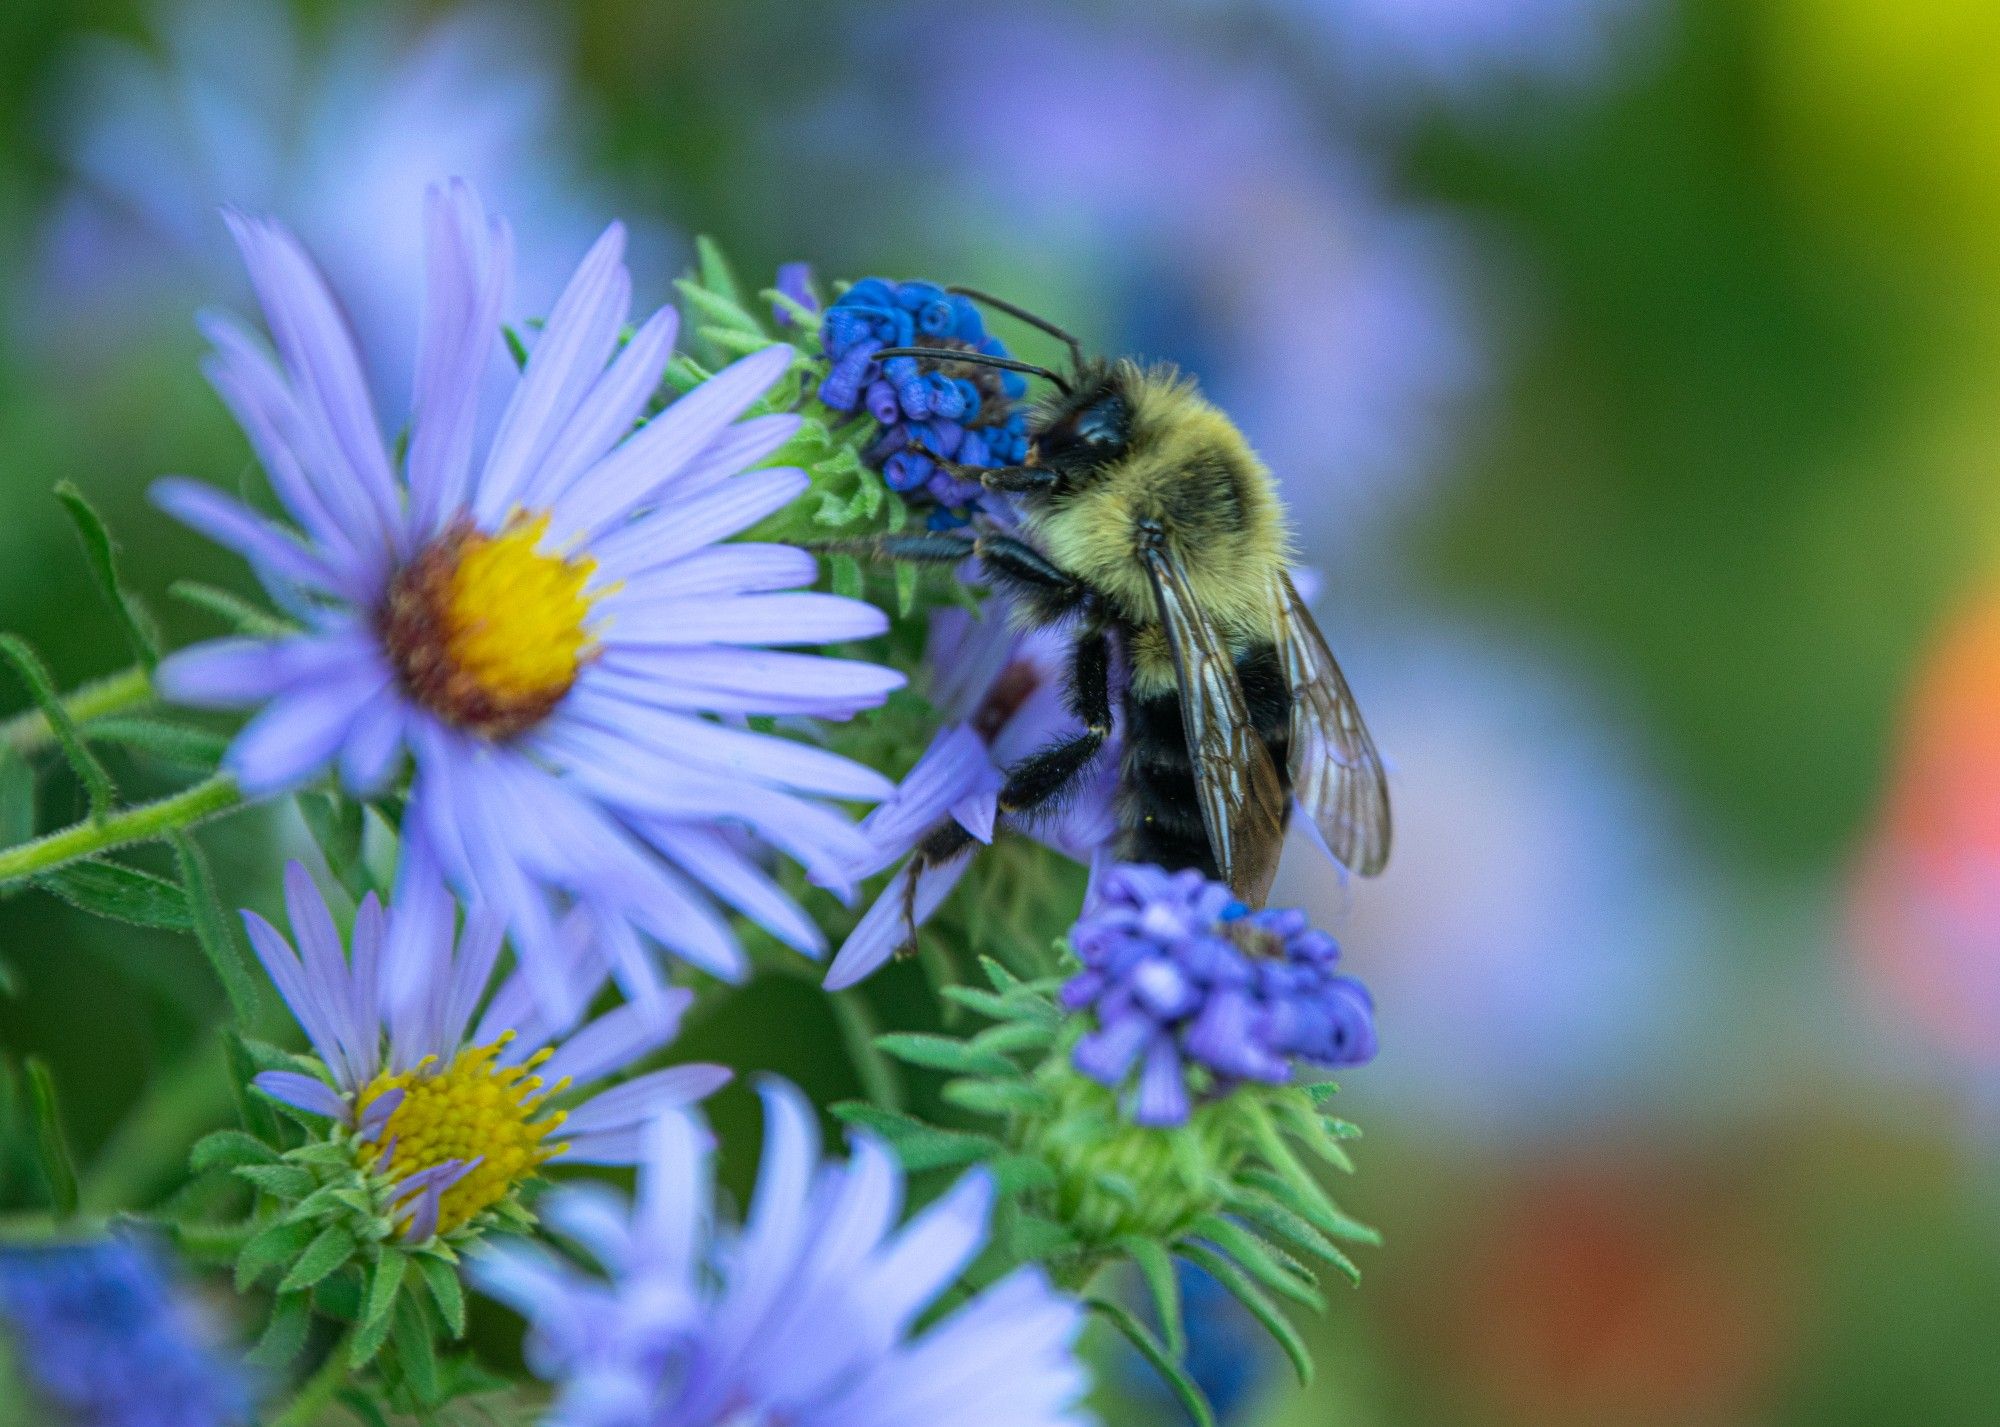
[1186,1214,1323,1311]
[1228,1186,1363,1285]
[694,235,746,309]
[349,1252,405,1367]
[285,1139,362,1170]
[190,1129,280,1173]
[1120,1236,1186,1358]
[1085,1297,1216,1427]
[33,858,191,930]
[872,1032,1014,1077]
[277,1224,358,1294]
[1269,1094,1355,1173]
[235,1162,316,1199]
[1179,1242,1313,1386]
[236,1218,319,1291]
[415,1253,466,1337]
[54,481,161,670]
[248,1292,312,1370]
[674,279,765,337]
[828,1102,998,1172]
[1005,1213,1077,1262]
[1237,1168,1378,1248]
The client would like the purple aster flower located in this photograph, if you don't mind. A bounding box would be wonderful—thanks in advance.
[817,278,1032,517]
[1062,864,1377,1128]
[471,1079,1092,1427]
[154,180,903,1008]
[246,860,729,1242]
[823,602,1119,990]
[35,1,624,402]
[0,1233,251,1427]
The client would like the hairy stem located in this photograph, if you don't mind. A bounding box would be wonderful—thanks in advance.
[0,774,246,885]
[1,665,152,754]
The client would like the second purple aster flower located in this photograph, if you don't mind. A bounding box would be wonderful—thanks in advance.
[154,179,904,1009]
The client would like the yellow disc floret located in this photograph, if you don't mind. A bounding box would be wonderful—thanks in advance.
[382,514,601,738]
[357,1034,569,1236]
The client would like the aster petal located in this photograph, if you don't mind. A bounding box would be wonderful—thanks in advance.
[538,992,693,1089]
[408,178,513,540]
[337,694,409,795]
[607,543,817,602]
[549,343,795,542]
[149,477,346,599]
[589,468,808,582]
[153,630,372,709]
[225,663,388,795]
[837,726,998,882]
[283,862,372,1087]
[537,1183,638,1270]
[240,910,351,1089]
[859,1166,995,1341]
[610,591,888,648]
[384,825,459,1062]
[517,304,681,511]
[475,221,631,523]
[558,1064,732,1140]
[224,211,400,563]
[251,1070,348,1123]
[641,825,826,956]
[669,411,802,499]
[634,1108,710,1284]
[823,852,973,991]
[583,647,903,720]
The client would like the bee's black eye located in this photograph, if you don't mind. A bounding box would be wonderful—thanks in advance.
[1039,393,1129,476]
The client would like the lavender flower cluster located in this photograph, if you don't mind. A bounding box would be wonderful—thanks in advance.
[1064,864,1378,1126]
[817,278,1032,512]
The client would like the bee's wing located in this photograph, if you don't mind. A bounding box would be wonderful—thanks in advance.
[1143,550,1289,906]
[1269,569,1391,877]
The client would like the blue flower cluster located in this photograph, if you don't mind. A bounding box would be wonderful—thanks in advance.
[817,277,1032,514]
[1062,864,1378,1126]
[0,1235,251,1427]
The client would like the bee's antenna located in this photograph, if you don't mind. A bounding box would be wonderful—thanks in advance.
[873,346,1073,396]
[946,285,1087,373]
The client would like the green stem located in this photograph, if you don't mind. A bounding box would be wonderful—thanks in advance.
[0,774,246,885]
[1,665,151,754]
[270,1325,356,1427]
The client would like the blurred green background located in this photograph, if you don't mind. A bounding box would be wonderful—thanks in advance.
[5,0,2000,1422]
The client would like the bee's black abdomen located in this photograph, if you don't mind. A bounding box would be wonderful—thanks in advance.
[1117,642,1293,879]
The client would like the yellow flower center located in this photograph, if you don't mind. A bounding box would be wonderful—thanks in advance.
[383,514,600,738]
[356,1034,569,1236]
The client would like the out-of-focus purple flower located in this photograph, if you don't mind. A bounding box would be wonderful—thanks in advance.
[1279,616,1710,1141]
[785,4,1483,559]
[773,261,821,327]
[471,1079,1093,1427]
[0,1234,251,1427]
[154,181,901,1009]
[822,603,1118,990]
[817,278,1032,518]
[36,1,626,403]
[1061,864,1377,1128]
[1248,0,1652,111]
[246,860,728,1241]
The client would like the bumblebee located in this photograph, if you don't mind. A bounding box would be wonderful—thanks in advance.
[833,288,1390,910]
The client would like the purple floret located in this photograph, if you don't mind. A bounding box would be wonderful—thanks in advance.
[1063,864,1378,1127]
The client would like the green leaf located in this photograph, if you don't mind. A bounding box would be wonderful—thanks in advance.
[674,278,764,336]
[988,1154,1057,1195]
[0,634,116,821]
[171,832,262,1021]
[0,745,34,848]
[190,1129,280,1173]
[236,1218,318,1290]
[335,1389,393,1427]
[1237,1168,1381,1248]
[503,324,531,370]
[415,1253,466,1337]
[1178,1243,1313,1387]
[391,1295,442,1407]
[1007,1213,1077,1262]
[980,955,1026,993]
[54,482,161,671]
[23,1059,77,1217]
[941,1078,1051,1118]
[1187,1215,1323,1311]
[167,580,294,637]
[872,1032,1014,1077]
[1085,1297,1216,1427]
[248,1293,312,1370]
[1120,1236,1186,1358]
[33,858,191,930]
[968,1019,1056,1058]
[1270,1094,1355,1173]
[85,717,229,772]
[277,1224,357,1294]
